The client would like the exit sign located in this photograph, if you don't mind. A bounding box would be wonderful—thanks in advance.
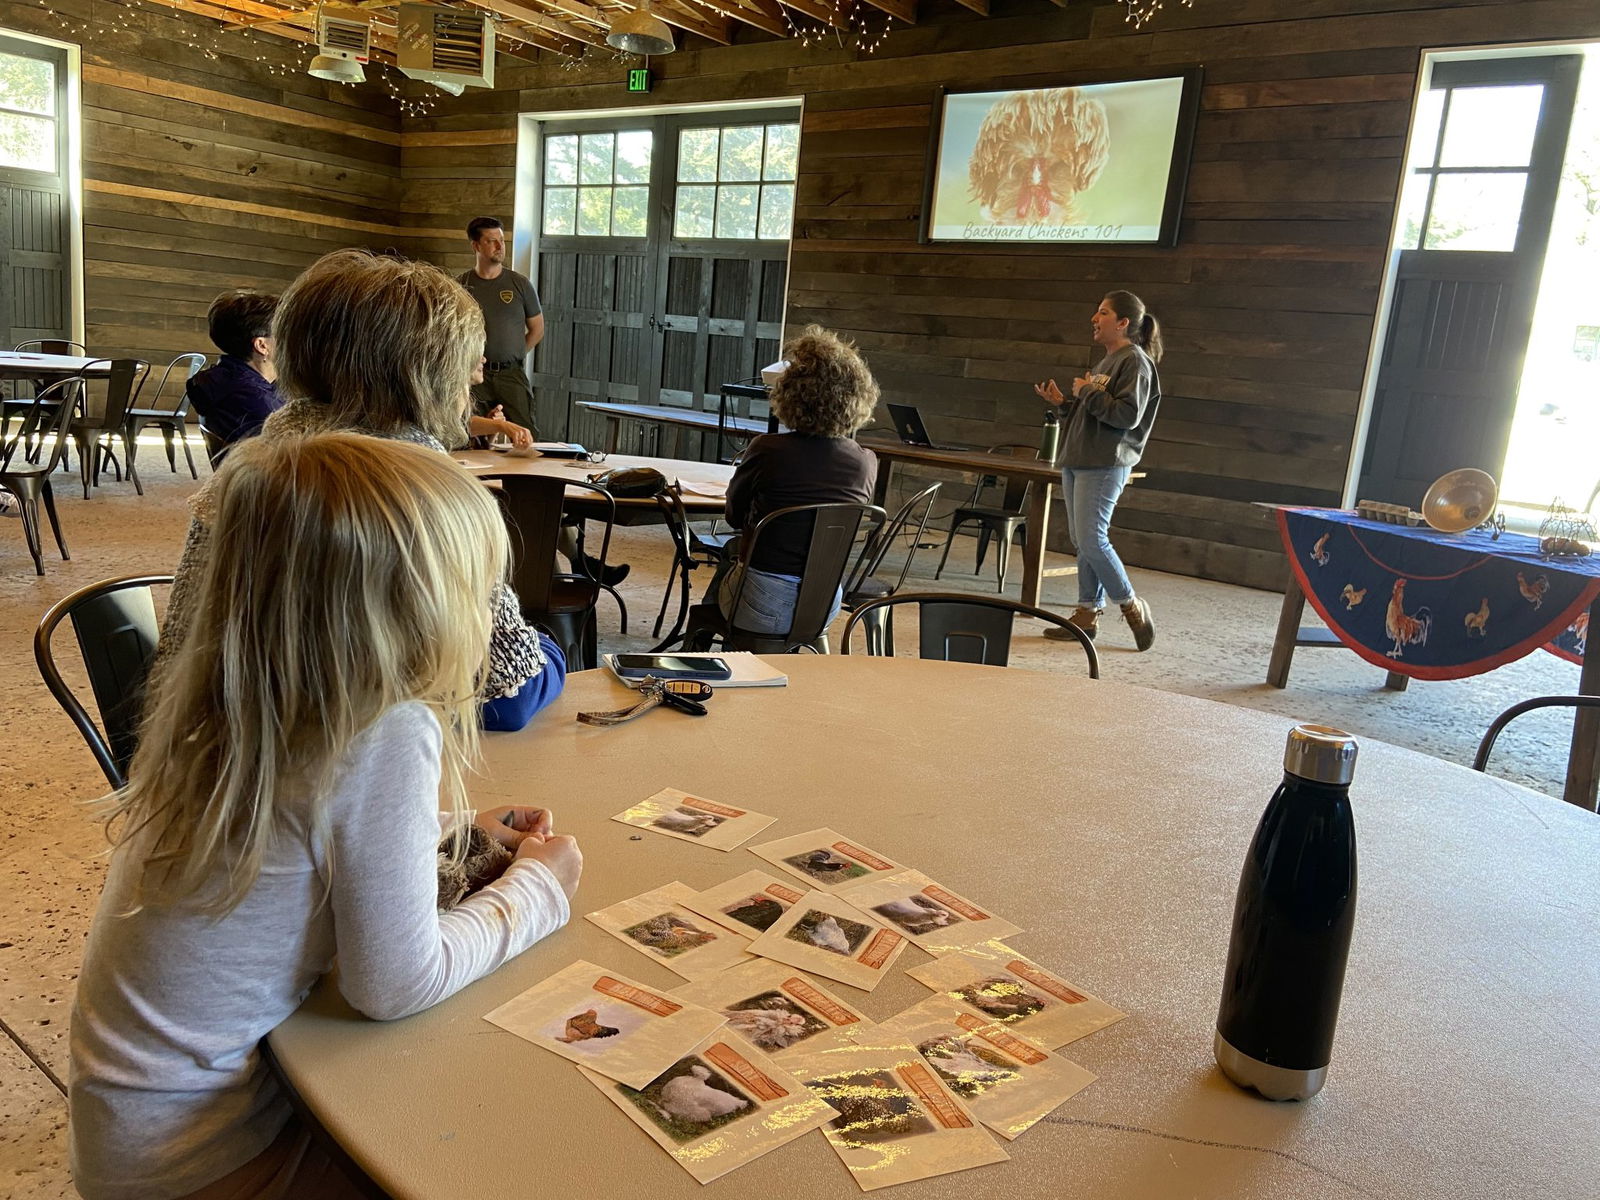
[627,68,651,93]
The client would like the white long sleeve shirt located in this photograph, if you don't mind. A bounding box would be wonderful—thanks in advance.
[68,703,569,1200]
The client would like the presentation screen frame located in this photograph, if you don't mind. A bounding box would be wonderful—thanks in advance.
[918,68,1204,249]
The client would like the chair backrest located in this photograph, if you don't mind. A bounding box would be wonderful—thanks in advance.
[13,339,87,356]
[35,574,174,789]
[496,474,617,614]
[842,591,1100,676]
[1,377,82,477]
[144,352,208,417]
[845,481,941,600]
[1472,695,1600,773]
[727,501,886,651]
[81,359,150,428]
[196,416,229,467]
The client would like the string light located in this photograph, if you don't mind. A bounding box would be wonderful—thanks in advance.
[782,0,895,56]
[34,0,313,76]
[1122,0,1193,29]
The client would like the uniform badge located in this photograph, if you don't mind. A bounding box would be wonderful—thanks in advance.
[499,289,515,304]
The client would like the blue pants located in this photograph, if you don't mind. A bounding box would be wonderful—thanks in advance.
[1061,465,1135,609]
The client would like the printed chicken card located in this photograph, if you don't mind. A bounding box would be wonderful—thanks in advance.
[483,960,728,1089]
[611,787,776,851]
[837,870,1023,952]
[586,882,755,981]
[673,959,870,1059]
[750,828,905,891]
[682,869,808,937]
[787,1034,1009,1191]
[906,944,1125,1050]
[580,1029,836,1184]
[880,1000,1097,1140]
[745,889,909,992]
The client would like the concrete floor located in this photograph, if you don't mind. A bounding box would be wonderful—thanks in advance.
[0,444,1581,1197]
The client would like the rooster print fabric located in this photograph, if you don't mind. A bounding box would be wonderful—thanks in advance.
[1279,508,1600,680]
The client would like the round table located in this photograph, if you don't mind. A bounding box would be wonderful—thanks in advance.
[269,658,1600,1199]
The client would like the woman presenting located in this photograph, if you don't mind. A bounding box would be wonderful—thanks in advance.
[1034,290,1163,650]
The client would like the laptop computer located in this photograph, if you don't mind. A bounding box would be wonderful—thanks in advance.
[886,403,960,450]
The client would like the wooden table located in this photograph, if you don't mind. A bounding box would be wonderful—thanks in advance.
[451,447,731,519]
[270,658,1600,1200]
[577,401,770,458]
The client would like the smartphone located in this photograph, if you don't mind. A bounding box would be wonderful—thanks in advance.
[612,654,732,681]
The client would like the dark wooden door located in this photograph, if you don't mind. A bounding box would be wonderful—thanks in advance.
[1359,55,1581,507]
[0,34,73,349]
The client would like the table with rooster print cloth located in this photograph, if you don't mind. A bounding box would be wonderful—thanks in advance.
[1266,506,1600,809]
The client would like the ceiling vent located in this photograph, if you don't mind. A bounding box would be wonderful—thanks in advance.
[316,9,371,61]
[397,5,495,90]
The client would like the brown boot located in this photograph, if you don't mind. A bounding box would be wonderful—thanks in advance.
[1121,596,1155,651]
[1045,606,1100,641]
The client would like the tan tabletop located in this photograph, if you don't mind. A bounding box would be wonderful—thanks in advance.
[269,658,1600,1200]
[0,351,111,380]
[451,447,731,514]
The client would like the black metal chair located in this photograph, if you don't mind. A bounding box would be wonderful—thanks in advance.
[122,352,207,481]
[494,474,618,670]
[70,358,150,497]
[842,591,1100,676]
[650,483,736,646]
[35,574,174,789]
[933,444,1038,592]
[842,481,941,656]
[2,377,80,574]
[197,415,229,468]
[1472,695,1600,775]
[682,501,886,654]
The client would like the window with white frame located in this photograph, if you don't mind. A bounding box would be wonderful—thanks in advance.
[542,129,653,238]
[0,47,57,173]
[673,121,798,241]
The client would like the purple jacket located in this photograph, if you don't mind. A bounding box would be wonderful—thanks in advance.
[186,356,280,444]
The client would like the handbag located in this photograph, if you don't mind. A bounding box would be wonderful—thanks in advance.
[588,466,667,499]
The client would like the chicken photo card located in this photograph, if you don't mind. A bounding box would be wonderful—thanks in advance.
[673,958,871,1059]
[682,869,808,937]
[745,889,909,992]
[580,1029,836,1184]
[906,944,1125,1050]
[880,999,1097,1140]
[750,828,905,891]
[611,787,776,851]
[787,1033,1009,1192]
[585,882,755,982]
[483,960,728,1089]
[837,869,1023,952]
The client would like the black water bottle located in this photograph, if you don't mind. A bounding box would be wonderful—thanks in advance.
[1215,724,1358,1101]
[1039,406,1061,464]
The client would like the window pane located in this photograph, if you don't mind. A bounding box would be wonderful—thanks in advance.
[545,135,578,185]
[0,112,54,172]
[615,129,651,184]
[579,133,614,185]
[679,128,719,182]
[757,183,795,239]
[1408,88,1444,170]
[674,185,715,238]
[578,186,612,236]
[1424,172,1527,251]
[719,125,763,182]
[1395,169,1430,251]
[543,187,576,236]
[1438,84,1543,168]
[0,53,54,116]
[612,186,649,237]
[763,123,799,180]
[715,184,760,238]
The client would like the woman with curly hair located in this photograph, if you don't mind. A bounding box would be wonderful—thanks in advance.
[713,326,879,636]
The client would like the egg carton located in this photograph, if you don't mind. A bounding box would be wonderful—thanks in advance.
[1355,500,1423,527]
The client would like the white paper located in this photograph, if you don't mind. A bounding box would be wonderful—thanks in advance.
[745,889,909,992]
[673,958,871,1058]
[585,882,755,981]
[611,787,776,851]
[749,827,906,891]
[906,943,1125,1050]
[838,869,1023,952]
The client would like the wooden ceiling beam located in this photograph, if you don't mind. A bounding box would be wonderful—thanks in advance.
[640,0,733,45]
[463,0,606,46]
[776,0,849,31]
[524,0,610,30]
[949,0,988,11]
[689,0,788,38]
[859,0,915,23]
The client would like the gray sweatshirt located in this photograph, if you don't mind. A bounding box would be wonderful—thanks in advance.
[68,703,569,1200]
[1059,343,1161,469]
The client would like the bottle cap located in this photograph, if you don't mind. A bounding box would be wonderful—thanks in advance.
[1283,724,1358,785]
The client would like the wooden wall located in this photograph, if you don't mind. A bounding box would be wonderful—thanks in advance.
[396,0,1596,589]
[2,1,404,363]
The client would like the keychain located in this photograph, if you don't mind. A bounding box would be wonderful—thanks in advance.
[577,677,713,727]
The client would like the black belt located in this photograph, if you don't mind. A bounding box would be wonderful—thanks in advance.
[485,358,524,370]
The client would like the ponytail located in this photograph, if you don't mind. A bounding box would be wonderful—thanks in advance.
[1140,313,1163,363]
[1103,290,1163,363]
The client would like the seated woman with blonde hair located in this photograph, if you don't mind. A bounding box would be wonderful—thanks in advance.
[70,433,582,1199]
[713,325,879,636]
[162,248,562,730]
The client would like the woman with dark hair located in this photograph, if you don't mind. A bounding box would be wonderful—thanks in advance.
[1034,290,1163,650]
[185,291,281,446]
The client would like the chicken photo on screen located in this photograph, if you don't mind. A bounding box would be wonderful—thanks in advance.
[968,88,1110,223]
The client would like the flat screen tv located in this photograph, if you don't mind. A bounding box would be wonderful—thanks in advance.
[920,70,1202,247]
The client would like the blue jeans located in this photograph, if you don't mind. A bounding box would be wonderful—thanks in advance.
[1061,465,1134,609]
[717,562,842,637]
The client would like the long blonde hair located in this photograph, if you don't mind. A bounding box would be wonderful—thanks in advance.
[110,433,507,914]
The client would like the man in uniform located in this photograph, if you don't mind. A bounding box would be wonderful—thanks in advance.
[459,216,543,436]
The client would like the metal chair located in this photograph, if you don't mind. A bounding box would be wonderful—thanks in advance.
[122,352,207,481]
[1472,695,1600,774]
[682,501,887,654]
[70,359,151,497]
[842,591,1100,676]
[934,444,1038,592]
[650,484,736,646]
[3,339,88,443]
[1,377,80,574]
[842,481,941,655]
[197,416,229,468]
[35,574,174,788]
